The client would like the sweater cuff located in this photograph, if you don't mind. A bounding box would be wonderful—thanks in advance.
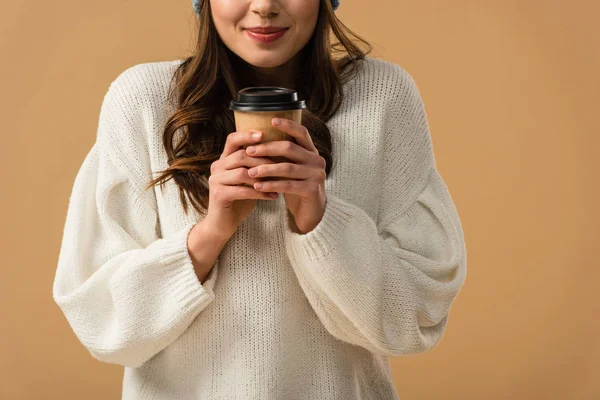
[282,194,361,261]
[153,222,216,308]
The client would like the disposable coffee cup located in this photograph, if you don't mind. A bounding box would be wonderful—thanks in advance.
[229,87,307,176]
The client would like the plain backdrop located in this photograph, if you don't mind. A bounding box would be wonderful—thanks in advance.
[1,0,598,399]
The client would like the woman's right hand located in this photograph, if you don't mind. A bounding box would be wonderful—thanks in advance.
[205,130,278,238]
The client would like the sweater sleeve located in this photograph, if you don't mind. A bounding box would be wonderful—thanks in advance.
[281,66,467,357]
[52,77,219,369]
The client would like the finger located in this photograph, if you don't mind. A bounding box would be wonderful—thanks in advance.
[246,140,312,164]
[247,162,313,180]
[224,150,277,171]
[214,167,266,187]
[271,118,318,153]
[223,185,279,201]
[253,179,311,196]
[221,130,263,159]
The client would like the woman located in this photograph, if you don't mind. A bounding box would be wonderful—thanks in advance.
[53,0,467,398]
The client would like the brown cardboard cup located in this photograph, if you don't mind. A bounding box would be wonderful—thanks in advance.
[230,87,307,181]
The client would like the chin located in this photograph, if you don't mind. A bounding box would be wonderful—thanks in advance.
[243,55,291,69]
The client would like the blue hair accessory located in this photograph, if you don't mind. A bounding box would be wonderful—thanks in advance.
[192,0,340,14]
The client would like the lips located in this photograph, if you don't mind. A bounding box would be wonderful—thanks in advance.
[245,28,289,43]
[245,27,288,34]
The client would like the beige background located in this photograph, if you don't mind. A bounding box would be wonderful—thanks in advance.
[2,0,598,399]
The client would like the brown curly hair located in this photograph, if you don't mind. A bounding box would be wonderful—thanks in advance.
[145,0,373,215]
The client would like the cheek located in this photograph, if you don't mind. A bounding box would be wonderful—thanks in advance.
[288,0,319,36]
[289,0,320,19]
[210,0,245,32]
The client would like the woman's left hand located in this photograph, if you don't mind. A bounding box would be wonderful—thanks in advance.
[245,117,326,234]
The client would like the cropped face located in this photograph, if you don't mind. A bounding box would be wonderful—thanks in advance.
[210,0,320,68]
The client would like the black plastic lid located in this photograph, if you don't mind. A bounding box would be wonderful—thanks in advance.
[229,86,307,112]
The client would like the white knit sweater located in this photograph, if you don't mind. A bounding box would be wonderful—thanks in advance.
[53,56,467,399]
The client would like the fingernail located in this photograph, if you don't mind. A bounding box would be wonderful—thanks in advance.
[252,132,261,139]
[256,182,263,189]
[247,146,256,154]
[273,118,281,125]
[248,168,257,176]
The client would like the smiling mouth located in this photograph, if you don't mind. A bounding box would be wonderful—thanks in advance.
[245,28,289,43]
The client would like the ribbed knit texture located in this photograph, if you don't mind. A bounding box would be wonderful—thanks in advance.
[53,56,467,399]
